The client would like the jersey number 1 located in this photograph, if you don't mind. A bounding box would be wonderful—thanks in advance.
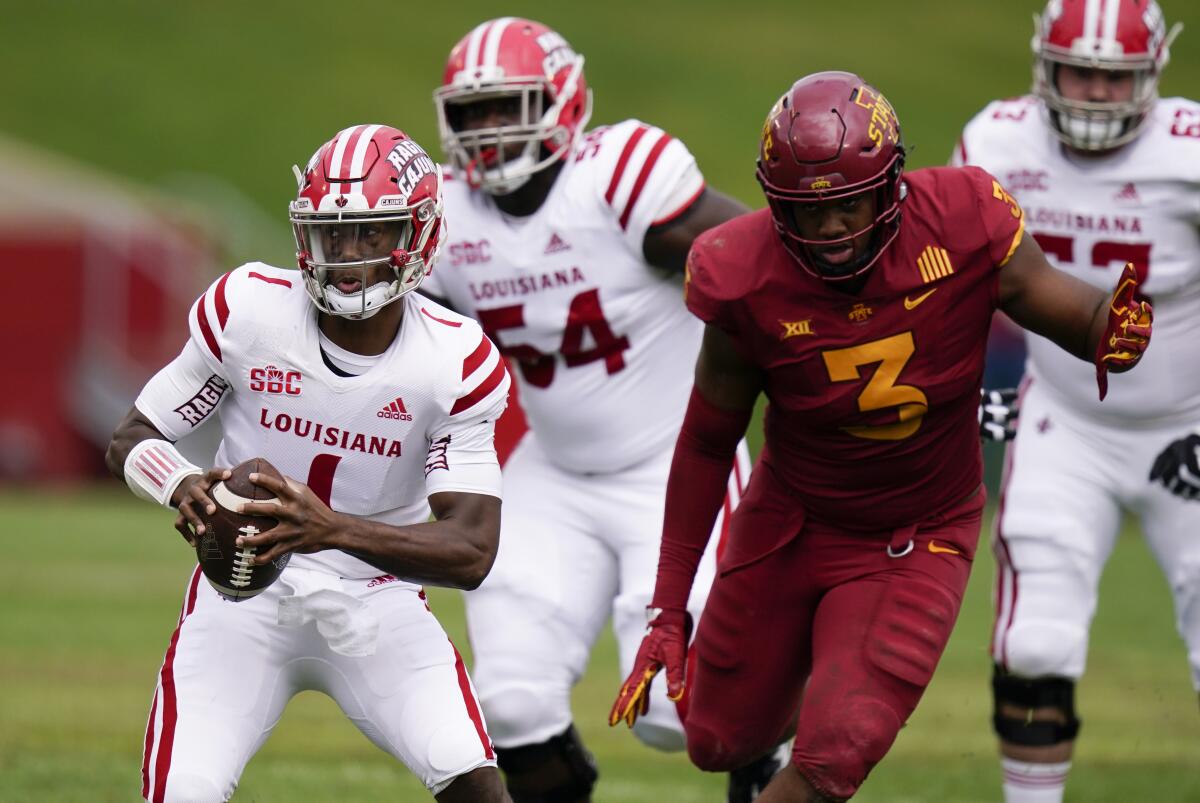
[477,289,631,388]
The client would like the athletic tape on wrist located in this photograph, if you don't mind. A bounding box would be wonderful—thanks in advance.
[124,439,202,508]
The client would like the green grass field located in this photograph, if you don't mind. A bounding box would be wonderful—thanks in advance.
[1,486,1197,802]
[4,0,1200,800]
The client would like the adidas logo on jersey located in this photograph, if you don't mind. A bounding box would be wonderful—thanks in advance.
[1114,182,1140,202]
[544,232,571,255]
[378,397,413,421]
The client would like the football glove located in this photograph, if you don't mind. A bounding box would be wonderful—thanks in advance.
[979,388,1019,442]
[1149,433,1200,501]
[609,607,691,729]
[1095,262,1152,401]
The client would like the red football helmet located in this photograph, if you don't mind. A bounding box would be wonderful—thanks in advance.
[1032,0,1182,151]
[755,71,906,282]
[434,17,593,194]
[289,125,445,319]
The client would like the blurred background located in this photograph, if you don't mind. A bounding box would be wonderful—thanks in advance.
[2,1,1198,800]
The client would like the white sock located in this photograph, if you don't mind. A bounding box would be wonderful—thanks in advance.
[1001,758,1071,803]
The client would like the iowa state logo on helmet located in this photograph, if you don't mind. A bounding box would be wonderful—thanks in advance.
[852,84,899,151]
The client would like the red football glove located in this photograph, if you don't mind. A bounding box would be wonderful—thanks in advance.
[1095,262,1153,401]
[609,607,692,729]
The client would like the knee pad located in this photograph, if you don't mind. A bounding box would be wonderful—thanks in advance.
[158,772,227,803]
[1002,619,1088,679]
[992,666,1081,746]
[479,682,569,747]
[495,725,598,803]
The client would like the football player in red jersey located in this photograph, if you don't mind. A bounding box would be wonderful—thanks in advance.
[609,72,1152,802]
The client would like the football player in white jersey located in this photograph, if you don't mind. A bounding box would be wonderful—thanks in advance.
[953,2,1200,801]
[423,17,758,803]
[105,125,513,803]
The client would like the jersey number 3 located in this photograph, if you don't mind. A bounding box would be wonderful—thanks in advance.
[477,289,631,388]
[822,332,928,441]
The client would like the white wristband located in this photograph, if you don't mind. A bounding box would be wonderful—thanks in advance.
[124,439,203,509]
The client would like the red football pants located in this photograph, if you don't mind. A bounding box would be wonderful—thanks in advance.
[683,462,984,801]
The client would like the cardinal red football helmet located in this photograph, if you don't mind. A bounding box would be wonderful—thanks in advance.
[434,17,593,194]
[756,72,906,282]
[289,125,444,319]
[1032,0,1182,151]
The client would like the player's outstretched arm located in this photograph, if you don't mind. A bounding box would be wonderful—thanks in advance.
[997,237,1152,398]
[612,325,762,728]
[642,188,751,273]
[997,236,1108,359]
[239,477,500,590]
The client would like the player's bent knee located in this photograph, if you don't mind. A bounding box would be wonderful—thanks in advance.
[157,772,228,803]
[685,721,763,772]
[631,718,685,752]
[1002,619,1087,679]
[992,665,1080,746]
[479,682,568,746]
[495,725,598,803]
[796,697,900,800]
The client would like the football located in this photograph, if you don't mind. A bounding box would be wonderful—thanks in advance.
[195,457,291,601]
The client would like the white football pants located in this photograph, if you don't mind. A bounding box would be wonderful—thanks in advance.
[993,380,1200,689]
[465,432,751,751]
[140,568,496,802]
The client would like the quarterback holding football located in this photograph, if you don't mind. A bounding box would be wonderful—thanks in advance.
[106,125,512,802]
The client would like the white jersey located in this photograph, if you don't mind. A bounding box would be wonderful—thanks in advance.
[423,119,707,473]
[134,263,510,582]
[955,95,1200,426]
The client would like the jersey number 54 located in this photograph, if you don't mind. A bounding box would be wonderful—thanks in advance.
[477,289,631,388]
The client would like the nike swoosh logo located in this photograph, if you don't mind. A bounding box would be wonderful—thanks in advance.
[928,540,961,555]
[904,288,937,310]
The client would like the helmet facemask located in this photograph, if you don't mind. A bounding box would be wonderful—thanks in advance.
[291,198,441,320]
[1031,5,1183,152]
[760,151,906,283]
[435,57,592,195]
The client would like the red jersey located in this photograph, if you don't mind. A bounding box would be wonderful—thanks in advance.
[686,166,1024,531]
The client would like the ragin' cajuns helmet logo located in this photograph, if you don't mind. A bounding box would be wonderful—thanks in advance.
[852,85,899,151]
[385,139,437,202]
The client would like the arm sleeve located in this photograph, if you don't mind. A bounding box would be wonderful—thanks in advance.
[598,121,706,253]
[134,338,232,441]
[651,387,752,611]
[424,415,504,498]
[425,328,512,497]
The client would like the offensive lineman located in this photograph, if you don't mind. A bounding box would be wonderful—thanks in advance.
[611,71,1153,802]
[954,2,1200,800]
[422,17,756,803]
[106,125,511,803]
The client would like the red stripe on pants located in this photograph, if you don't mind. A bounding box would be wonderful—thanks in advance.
[150,569,202,802]
[450,640,495,760]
